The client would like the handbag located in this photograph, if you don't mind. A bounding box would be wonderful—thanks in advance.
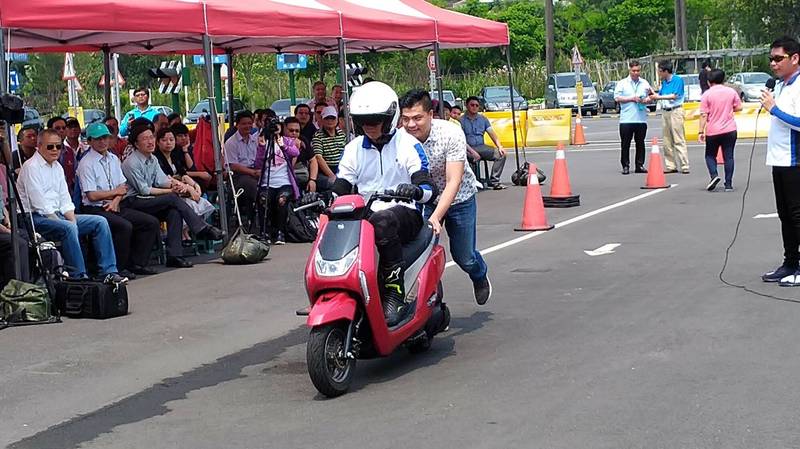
[0,279,57,324]
[221,228,270,264]
[511,161,547,186]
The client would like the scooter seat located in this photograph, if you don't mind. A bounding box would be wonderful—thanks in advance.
[401,225,434,268]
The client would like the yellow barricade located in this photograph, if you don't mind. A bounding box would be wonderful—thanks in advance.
[525,109,572,147]
[483,111,527,148]
[683,101,769,141]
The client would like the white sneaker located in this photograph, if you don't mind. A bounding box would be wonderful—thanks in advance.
[779,270,800,287]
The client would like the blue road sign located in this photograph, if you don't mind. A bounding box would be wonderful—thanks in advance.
[9,70,19,92]
[5,53,28,62]
[193,55,228,65]
[277,54,308,71]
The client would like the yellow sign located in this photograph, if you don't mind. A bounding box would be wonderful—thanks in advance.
[525,109,573,147]
[483,110,528,148]
[683,102,770,140]
[67,106,85,128]
[576,81,584,107]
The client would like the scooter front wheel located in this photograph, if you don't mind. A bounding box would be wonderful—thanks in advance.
[307,322,356,397]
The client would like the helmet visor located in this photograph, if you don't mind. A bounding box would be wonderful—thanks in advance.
[351,113,391,127]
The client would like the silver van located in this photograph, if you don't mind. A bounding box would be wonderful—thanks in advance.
[545,72,599,115]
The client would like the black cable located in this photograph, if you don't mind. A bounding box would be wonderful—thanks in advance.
[718,107,800,304]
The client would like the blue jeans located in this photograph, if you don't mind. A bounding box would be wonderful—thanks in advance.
[424,195,487,282]
[32,213,118,277]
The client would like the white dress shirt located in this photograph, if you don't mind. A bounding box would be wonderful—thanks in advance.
[77,149,127,206]
[17,151,75,215]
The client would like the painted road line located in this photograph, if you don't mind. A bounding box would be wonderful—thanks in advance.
[584,243,621,256]
[754,213,778,219]
[445,185,676,268]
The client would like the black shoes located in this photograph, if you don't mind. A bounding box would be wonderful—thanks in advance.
[196,225,225,241]
[634,166,648,173]
[473,276,492,305]
[707,176,721,191]
[622,167,630,175]
[664,169,679,174]
[99,273,129,285]
[166,256,194,268]
[380,263,407,326]
[131,265,158,276]
[762,264,797,282]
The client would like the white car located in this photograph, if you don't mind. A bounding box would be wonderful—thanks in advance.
[728,72,771,102]
[677,74,701,102]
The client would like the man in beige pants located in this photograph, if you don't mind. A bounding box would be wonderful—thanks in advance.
[651,61,689,173]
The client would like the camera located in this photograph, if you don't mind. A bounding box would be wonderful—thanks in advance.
[0,94,24,124]
[260,117,282,136]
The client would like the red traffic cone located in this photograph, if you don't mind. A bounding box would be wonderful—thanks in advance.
[515,162,555,232]
[641,137,671,190]
[572,114,587,145]
[543,144,580,208]
[716,146,724,165]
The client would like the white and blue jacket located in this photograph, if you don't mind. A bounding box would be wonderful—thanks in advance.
[768,70,800,167]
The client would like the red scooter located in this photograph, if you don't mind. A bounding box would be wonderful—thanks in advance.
[296,192,450,397]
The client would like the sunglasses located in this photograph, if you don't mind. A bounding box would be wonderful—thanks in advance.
[770,54,791,63]
[45,143,63,151]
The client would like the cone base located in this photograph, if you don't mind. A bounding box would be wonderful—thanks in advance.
[515,224,555,232]
[543,195,580,208]
[640,184,671,190]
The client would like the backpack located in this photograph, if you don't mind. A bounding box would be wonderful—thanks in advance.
[511,161,547,186]
[285,202,320,243]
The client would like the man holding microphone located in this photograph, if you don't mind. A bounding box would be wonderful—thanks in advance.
[760,36,800,286]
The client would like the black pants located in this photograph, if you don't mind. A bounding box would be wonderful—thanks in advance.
[0,230,30,287]
[619,123,648,169]
[81,205,161,270]
[368,205,423,269]
[122,194,208,258]
[704,131,737,187]
[233,173,259,228]
[258,185,293,238]
[773,166,800,267]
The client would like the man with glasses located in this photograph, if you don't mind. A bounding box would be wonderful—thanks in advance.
[17,129,127,284]
[614,60,654,175]
[460,96,507,189]
[119,87,159,137]
[760,36,800,287]
[47,117,68,141]
[650,61,689,174]
[77,123,161,279]
[311,106,347,184]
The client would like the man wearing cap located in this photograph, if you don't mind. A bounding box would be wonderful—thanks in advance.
[311,105,347,185]
[120,87,159,137]
[77,123,161,279]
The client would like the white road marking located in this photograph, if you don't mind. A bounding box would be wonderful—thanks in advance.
[584,243,621,256]
[754,213,779,219]
[445,185,675,268]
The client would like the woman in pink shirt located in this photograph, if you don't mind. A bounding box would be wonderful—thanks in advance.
[699,69,743,191]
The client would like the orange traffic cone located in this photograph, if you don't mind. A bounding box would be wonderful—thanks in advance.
[641,137,671,190]
[543,144,580,208]
[716,146,724,165]
[572,114,587,145]
[515,162,555,232]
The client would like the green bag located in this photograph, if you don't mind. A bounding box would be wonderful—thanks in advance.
[221,228,270,265]
[1,279,53,323]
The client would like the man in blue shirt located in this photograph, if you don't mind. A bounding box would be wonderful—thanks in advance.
[119,87,159,137]
[651,61,689,173]
[460,96,507,189]
[614,60,654,174]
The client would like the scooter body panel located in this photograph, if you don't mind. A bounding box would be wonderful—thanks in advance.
[306,291,358,327]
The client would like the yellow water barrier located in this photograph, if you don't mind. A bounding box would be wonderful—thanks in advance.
[483,110,528,148]
[683,101,770,141]
[525,109,572,147]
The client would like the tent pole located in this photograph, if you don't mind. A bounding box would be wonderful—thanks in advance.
[337,38,352,138]
[318,51,325,83]
[102,47,112,118]
[0,27,21,281]
[433,42,445,119]
[505,45,520,170]
[226,49,234,130]
[202,34,229,241]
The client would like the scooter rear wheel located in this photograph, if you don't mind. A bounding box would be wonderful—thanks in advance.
[307,322,355,398]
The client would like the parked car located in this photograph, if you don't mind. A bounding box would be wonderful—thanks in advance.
[270,98,310,120]
[185,98,246,124]
[478,86,527,112]
[22,107,44,130]
[152,105,174,117]
[599,81,656,113]
[545,72,598,115]
[429,90,459,108]
[62,108,106,128]
[728,72,771,102]
[677,74,701,102]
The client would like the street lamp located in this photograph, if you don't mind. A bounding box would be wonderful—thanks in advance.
[704,15,711,53]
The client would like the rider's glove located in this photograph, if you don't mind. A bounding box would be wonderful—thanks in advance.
[395,183,423,201]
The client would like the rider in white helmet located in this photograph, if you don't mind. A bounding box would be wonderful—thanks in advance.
[333,81,438,326]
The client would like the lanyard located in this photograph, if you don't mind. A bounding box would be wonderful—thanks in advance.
[101,157,114,190]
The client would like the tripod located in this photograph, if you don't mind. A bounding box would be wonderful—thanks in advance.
[254,129,278,241]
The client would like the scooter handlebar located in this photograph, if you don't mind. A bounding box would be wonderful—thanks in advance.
[293,199,327,213]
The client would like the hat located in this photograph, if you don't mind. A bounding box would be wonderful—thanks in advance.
[321,106,338,119]
[86,123,112,139]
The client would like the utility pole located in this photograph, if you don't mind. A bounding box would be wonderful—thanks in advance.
[544,0,555,75]
[674,0,688,51]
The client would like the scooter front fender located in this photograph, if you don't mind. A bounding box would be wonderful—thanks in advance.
[307,292,358,327]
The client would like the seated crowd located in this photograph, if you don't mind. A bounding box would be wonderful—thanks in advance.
[0,81,508,288]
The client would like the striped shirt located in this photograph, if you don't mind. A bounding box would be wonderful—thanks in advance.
[312,128,347,172]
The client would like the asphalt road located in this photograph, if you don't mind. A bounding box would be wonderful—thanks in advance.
[4,126,797,449]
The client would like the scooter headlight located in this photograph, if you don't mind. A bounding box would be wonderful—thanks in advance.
[315,247,358,277]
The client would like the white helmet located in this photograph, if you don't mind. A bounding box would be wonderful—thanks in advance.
[348,81,399,145]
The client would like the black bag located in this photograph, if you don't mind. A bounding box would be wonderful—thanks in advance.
[511,162,547,186]
[285,202,320,243]
[54,279,129,319]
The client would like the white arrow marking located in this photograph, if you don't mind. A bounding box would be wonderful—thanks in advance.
[753,213,779,219]
[584,243,621,257]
